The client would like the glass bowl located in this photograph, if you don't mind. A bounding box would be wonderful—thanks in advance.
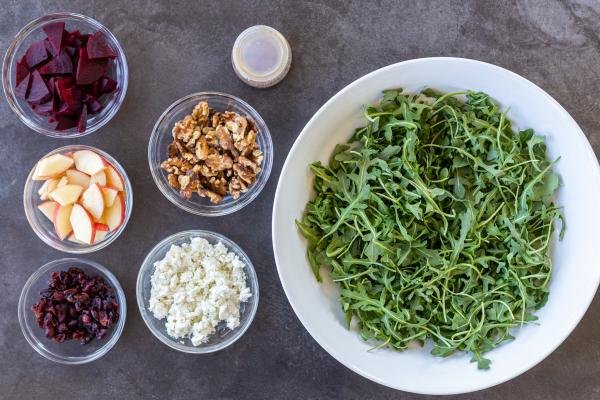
[2,12,128,138]
[136,230,259,353]
[148,92,273,216]
[18,258,127,364]
[23,145,133,253]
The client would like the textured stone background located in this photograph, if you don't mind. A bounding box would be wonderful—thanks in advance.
[1,0,599,399]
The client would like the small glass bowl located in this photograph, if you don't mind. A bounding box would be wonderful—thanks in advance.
[23,145,133,254]
[2,12,128,138]
[148,92,273,216]
[18,258,127,364]
[136,230,259,353]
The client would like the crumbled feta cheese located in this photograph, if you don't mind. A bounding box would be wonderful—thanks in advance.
[148,237,251,346]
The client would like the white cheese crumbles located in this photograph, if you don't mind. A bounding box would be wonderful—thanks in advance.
[148,237,251,346]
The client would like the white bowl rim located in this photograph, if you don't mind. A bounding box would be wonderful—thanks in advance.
[271,57,600,395]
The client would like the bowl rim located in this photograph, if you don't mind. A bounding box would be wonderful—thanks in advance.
[2,12,129,138]
[147,91,273,216]
[271,57,600,394]
[22,144,133,254]
[17,257,127,364]
[136,229,259,353]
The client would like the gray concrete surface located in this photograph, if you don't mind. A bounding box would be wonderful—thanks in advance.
[1,0,599,399]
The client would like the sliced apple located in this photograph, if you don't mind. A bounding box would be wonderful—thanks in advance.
[81,183,105,219]
[33,154,74,179]
[56,175,69,188]
[105,163,125,191]
[70,204,96,244]
[49,184,83,206]
[38,178,60,200]
[101,186,119,207]
[66,169,90,189]
[94,223,110,243]
[89,170,107,186]
[38,201,58,221]
[73,150,105,176]
[67,233,85,244]
[104,193,125,231]
[53,203,73,240]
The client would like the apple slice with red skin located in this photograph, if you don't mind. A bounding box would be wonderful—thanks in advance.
[73,150,106,175]
[49,184,83,206]
[70,203,96,244]
[68,223,109,244]
[94,223,110,243]
[38,200,58,221]
[89,170,106,186]
[53,203,73,240]
[48,184,83,206]
[81,183,105,219]
[101,186,118,207]
[104,192,125,231]
[67,233,85,244]
[66,169,90,189]
[104,163,124,191]
[33,153,74,179]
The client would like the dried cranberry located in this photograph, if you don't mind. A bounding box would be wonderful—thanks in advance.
[31,267,119,345]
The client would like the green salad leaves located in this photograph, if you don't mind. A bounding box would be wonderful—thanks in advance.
[296,89,564,369]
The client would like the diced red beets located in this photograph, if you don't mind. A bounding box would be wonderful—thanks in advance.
[28,70,51,104]
[31,101,54,116]
[24,40,49,67]
[64,46,77,58]
[87,99,102,114]
[79,34,90,45]
[46,77,55,95]
[43,38,57,57]
[88,80,101,98]
[15,26,118,133]
[76,47,107,85]
[15,59,30,85]
[58,86,81,107]
[39,52,73,75]
[15,72,31,99]
[55,76,74,93]
[77,106,87,133]
[42,21,65,54]
[65,30,83,47]
[86,32,117,59]
[56,89,82,118]
[55,116,77,130]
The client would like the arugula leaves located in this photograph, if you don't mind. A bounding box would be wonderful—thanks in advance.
[296,89,563,369]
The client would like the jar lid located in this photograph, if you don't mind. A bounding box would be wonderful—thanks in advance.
[231,25,291,88]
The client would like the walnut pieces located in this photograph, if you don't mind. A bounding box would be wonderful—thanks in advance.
[161,101,263,204]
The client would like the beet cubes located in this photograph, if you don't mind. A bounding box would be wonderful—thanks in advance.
[14,22,119,133]
[31,267,120,344]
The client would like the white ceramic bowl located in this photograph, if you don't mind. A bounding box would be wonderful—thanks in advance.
[272,57,600,394]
